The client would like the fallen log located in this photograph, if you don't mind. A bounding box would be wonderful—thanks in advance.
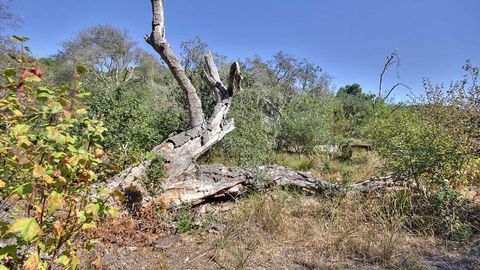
[109,164,406,209]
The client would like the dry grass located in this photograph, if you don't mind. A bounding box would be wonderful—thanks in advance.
[93,188,479,269]
[95,203,170,247]
[274,150,383,184]
[199,189,428,269]
[93,151,479,269]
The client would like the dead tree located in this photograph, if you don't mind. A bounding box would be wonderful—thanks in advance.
[375,50,411,106]
[109,0,408,208]
[110,0,241,188]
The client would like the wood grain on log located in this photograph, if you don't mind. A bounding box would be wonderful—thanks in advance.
[159,165,405,207]
[109,163,405,208]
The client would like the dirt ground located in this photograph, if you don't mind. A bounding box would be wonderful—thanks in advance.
[93,191,480,270]
[97,234,479,270]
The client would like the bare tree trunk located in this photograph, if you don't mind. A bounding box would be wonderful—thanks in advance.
[110,0,242,190]
[108,0,408,209]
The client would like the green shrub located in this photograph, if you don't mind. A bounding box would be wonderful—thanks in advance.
[429,188,473,240]
[87,81,184,170]
[203,88,274,167]
[0,38,117,268]
[278,93,336,155]
[372,109,468,188]
[387,189,476,241]
[176,208,195,234]
[143,153,166,197]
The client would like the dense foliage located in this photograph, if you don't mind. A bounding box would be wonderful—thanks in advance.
[278,93,336,155]
[0,38,118,269]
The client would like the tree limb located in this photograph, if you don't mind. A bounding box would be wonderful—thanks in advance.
[145,0,204,128]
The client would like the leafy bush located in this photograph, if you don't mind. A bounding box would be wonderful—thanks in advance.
[0,39,117,269]
[387,189,477,241]
[336,83,375,139]
[203,88,274,167]
[373,109,468,188]
[87,82,184,170]
[278,93,336,155]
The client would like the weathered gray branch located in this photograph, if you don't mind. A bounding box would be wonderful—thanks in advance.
[111,0,243,187]
[146,0,204,128]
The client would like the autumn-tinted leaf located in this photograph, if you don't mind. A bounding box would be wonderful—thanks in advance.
[56,254,70,266]
[50,102,63,114]
[46,126,66,144]
[47,192,66,214]
[53,221,64,239]
[10,124,30,138]
[33,164,54,184]
[23,252,39,270]
[8,218,41,242]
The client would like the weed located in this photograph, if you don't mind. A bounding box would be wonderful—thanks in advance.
[233,242,258,270]
[144,153,166,197]
[235,194,277,234]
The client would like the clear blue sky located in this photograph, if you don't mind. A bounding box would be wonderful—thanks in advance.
[7,0,480,100]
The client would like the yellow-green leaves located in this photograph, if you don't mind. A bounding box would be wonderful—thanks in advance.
[12,109,24,117]
[85,203,100,217]
[55,254,70,266]
[8,218,41,242]
[71,255,81,269]
[9,124,30,138]
[33,164,54,184]
[46,126,66,144]
[13,182,33,197]
[108,207,120,218]
[49,101,63,114]
[76,108,88,115]
[46,192,66,214]
[1,47,111,269]
[16,135,33,148]
[37,87,54,101]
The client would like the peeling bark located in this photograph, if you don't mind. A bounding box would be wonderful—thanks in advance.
[159,165,405,207]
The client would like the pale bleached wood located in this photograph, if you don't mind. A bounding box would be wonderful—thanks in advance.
[111,0,243,189]
[146,0,204,128]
